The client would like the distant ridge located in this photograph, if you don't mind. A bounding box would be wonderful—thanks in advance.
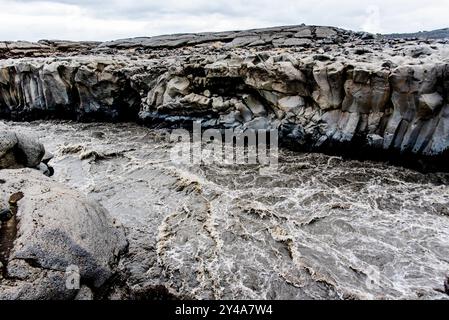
[384,28,449,40]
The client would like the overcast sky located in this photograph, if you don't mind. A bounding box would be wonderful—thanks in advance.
[0,0,447,41]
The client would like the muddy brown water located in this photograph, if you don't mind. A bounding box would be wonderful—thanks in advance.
[2,120,449,299]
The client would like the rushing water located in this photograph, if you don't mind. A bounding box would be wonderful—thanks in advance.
[4,120,449,300]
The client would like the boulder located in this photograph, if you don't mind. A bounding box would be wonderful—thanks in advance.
[0,169,127,300]
[0,130,45,169]
[15,133,45,168]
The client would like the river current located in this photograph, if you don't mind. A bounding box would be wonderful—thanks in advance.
[4,120,449,300]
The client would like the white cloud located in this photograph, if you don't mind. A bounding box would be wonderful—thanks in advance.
[0,0,447,41]
[361,5,382,34]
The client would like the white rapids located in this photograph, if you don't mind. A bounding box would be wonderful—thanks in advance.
[4,120,449,300]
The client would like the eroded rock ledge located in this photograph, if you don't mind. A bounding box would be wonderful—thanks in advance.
[1,25,449,168]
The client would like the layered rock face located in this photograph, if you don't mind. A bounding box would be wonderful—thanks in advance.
[1,25,449,165]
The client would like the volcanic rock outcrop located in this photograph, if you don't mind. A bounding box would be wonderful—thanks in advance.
[0,169,127,299]
[1,25,449,166]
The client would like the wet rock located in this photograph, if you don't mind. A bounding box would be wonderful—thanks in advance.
[0,169,127,300]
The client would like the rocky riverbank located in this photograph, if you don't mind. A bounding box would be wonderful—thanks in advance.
[0,25,449,168]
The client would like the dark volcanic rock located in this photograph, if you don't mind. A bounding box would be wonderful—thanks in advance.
[1,25,449,166]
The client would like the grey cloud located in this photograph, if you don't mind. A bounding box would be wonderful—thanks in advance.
[1,0,448,41]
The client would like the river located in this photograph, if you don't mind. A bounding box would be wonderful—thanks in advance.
[4,120,449,300]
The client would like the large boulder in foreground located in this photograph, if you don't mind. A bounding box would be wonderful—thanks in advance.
[0,169,127,300]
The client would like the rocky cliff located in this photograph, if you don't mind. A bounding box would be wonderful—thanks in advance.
[1,25,449,167]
